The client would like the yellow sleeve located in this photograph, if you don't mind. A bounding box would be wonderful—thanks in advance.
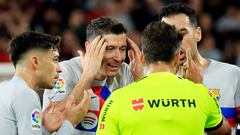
[198,84,223,130]
[96,92,120,135]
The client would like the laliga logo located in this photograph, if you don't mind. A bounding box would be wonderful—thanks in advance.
[54,77,64,90]
[53,77,66,94]
[81,112,98,130]
[31,109,41,130]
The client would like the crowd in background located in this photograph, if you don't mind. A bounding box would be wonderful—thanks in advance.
[0,0,240,66]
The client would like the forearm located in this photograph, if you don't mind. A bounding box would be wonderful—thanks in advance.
[206,118,231,135]
[71,72,94,103]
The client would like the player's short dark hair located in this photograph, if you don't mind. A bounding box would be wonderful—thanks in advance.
[8,31,61,67]
[158,3,198,27]
[85,17,127,51]
[141,21,183,64]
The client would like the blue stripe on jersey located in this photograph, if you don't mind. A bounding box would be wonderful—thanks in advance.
[101,86,111,101]
[221,107,236,119]
[76,122,97,132]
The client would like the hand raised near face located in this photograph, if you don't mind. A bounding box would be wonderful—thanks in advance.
[127,37,144,80]
[177,48,203,83]
[78,35,107,80]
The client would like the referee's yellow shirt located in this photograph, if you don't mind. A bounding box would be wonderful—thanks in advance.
[97,72,223,135]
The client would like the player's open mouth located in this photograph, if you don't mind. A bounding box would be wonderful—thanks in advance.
[107,64,119,70]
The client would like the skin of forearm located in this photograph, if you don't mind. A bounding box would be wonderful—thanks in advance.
[71,72,94,104]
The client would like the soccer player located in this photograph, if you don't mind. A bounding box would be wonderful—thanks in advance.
[158,3,240,134]
[43,17,142,134]
[96,21,231,135]
[0,31,90,135]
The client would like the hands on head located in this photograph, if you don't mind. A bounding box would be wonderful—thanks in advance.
[79,35,144,81]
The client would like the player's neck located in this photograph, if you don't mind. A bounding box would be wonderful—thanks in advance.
[146,61,175,74]
[193,52,209,70]
[15,66,37,90]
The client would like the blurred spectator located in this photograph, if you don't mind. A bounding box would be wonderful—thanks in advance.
[104,0,136,32]
[203,0,225,21]
[84,0,106,22]
[199,33,223,61]
[60,29,81,60]
[234,40,240,66]
[223,40,237,64]
[188,0,203,14]
[0,26,11,62]
[215,4,240,33]
[68,9,86,30]
[0,0,238,67]
[198,12,214,34]
[130,0,158,32]
[31,7,62,35]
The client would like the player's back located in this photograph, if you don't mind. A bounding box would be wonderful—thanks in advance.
[0,79,18,135]
[107,72,222,135]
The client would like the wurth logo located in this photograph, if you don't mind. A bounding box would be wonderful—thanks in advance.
[132,98,144,111]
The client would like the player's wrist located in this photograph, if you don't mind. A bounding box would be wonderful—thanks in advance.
[42,120,56,133]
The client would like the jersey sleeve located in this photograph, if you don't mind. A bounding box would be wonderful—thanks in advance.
[12,89,43,135]
[124,63,134,83]
[198,84,223,130]
[96,92,120,135]
[54,120,74,135]
[235,68,240,131]
[41,117,74,135]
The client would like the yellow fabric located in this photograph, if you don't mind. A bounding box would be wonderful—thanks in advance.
[96,72,223,135]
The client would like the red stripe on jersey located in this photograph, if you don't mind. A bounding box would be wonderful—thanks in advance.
[227,118,236,127]
[236,106,240,111]
[237,114,240,119]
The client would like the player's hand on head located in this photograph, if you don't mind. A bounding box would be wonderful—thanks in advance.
[78,35,107,79]
[127,37,144,80]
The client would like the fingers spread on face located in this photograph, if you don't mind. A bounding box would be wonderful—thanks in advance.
[186,48,192,67]
[95,37,105,54]
[127,37,141,55]
[99,41,107,57]
[89,35,102,53]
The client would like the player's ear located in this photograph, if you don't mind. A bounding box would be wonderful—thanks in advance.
[195,27,202,42]
[30,55,38,70]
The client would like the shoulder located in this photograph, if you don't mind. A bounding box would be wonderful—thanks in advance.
[207,60,240,76]
[60,56,82,71]
[110,76,145,98]
[9,77,39,103]
[210,60,239,71]
[58,56,83,81]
